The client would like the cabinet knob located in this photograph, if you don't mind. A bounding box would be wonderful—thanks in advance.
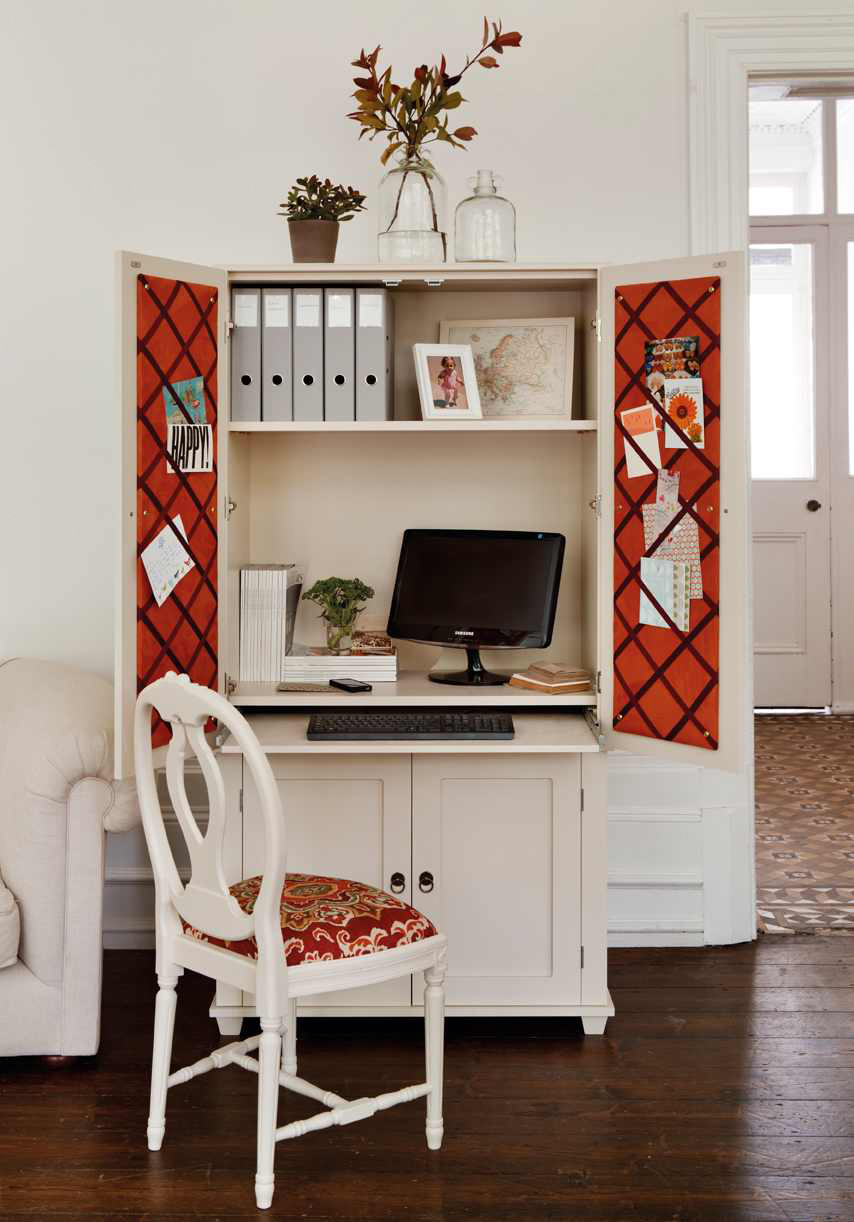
[806,499,822,512]
[389,872,406,894]
[418,871,435,893]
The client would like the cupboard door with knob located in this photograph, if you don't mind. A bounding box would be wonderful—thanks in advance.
[242,753,412,1008]
[412,754,582,1008]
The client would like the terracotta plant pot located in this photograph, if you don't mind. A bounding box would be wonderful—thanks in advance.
[287,219,340,264]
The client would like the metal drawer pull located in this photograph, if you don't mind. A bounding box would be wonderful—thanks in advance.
[418,871,434,893]
[389,872,406,894]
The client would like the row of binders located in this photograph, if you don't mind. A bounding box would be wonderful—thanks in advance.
[230,287,394,423]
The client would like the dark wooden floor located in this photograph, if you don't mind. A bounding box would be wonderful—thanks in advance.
[2,941,854,1221]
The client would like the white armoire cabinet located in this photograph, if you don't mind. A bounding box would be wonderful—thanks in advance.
[116,254,749,1033]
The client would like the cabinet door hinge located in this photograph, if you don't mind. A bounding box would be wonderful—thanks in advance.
[591,313,602,343]
[225,495,238,521]
[226,318,234,341]
[580,946,585,969]
[424,278,445,288]
[584,707,605,748]
[382,278,401,288]
[224,672,237,697]
[239,786,244,815]
[580,787,584,814]
[588,494,602,518]
[596,669,602,694]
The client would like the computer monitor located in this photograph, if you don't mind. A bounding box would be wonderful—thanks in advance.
[387,528,566,686]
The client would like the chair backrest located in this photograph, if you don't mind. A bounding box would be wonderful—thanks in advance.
[135,674,286,1008]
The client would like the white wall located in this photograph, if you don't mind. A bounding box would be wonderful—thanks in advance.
[1,0,818,948]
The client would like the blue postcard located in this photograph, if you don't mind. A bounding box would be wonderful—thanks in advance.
[163,375,206,425]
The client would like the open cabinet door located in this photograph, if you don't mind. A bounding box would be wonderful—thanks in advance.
[598,252,749,774]
[116,251,229,778]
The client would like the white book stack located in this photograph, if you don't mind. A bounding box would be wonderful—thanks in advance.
[239,565,303,683]
[283,631,398,683]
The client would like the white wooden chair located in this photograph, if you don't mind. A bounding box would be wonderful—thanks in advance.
[134,673,447,1210]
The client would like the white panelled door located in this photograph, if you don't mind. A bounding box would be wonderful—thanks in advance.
[750,232,832,707]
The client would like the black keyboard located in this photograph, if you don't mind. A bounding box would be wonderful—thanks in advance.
[306,710,515,741]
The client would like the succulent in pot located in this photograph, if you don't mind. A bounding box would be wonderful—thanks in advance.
[278,176,367,263]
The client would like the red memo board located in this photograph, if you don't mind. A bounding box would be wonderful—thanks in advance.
[136,274,219,747]
[612,275,721,751]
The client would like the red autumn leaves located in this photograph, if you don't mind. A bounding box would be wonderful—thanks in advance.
[348,18,522,164]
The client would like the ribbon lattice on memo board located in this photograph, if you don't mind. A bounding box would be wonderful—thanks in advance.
[613,275,721,751]
[136,274,219,747]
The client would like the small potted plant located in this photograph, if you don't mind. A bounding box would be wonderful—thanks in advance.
[279,176,367,263]
[302,576,375,654]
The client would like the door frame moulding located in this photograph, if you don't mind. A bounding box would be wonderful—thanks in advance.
[687,11,854,943]
[687,12,854,256]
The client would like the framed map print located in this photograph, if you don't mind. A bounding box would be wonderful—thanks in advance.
[439,316,575,419]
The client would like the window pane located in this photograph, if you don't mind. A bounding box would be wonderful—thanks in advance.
[749,98,824,215]
[750,244,816,479]
[848,244,854,474]
[838,100,854,213]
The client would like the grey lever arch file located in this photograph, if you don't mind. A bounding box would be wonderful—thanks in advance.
[323,289,355,422]
[355,288,394,421]
[230,288,261,422]
[292,289,324,421]
[261,288,292,421]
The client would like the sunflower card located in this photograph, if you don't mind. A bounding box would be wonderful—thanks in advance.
[663,377,704,449]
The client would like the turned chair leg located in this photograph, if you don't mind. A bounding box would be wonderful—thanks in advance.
[148,974,179,1151]
[255,1018,282,1210]
[283,997,297,1076]
[424,958,446,1151]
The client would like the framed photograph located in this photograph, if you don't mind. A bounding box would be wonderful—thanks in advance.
[413,344,482,420]
[439,317,575,419]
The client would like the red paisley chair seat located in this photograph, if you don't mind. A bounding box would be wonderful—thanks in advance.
[182,873,437,966]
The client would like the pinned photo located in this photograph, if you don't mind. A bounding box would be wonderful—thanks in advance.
[644,336,699,406]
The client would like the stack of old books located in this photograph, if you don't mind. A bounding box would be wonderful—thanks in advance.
[508,662,593,695]
[283,630,398,683]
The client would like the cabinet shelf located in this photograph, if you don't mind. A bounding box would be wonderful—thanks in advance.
[229,418,597,434]
[221,711,600,755]
[230,671,598,709]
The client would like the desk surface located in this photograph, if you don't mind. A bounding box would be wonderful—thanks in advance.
[232,671,597,710]
[221,711,600,755]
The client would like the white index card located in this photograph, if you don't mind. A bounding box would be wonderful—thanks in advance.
[233,292,258,328]
[327,292,352,327]
[264,294,289,327]
[358,293,384,327]
[296,293,321,327]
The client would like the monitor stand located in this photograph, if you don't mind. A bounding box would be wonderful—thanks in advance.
[428,647,508,687]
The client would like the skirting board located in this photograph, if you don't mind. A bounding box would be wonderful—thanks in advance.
[103,922,706,951]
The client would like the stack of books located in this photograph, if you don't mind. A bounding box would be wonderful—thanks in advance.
[508,663,593,695]
[239,564,303,683]
[283,631,398,683]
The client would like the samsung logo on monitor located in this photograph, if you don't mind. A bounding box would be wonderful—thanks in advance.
[454,629,474,636]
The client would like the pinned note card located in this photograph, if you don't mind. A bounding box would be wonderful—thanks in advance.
[642,504,702,599]
[655,469,680,514]
[166,422,213,475]
[620,405,661,478]
[639,557,691,631]
[163,375,206,426]
[663,378,705,449]
[141,516,194,607]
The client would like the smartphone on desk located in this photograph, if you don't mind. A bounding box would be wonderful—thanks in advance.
[329,678,373,693]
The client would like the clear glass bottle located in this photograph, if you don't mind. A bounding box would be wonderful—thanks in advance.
[377,154,448,264]
[454,170,516,263]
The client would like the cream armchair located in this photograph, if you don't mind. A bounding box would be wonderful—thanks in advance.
[0,659,139,1057]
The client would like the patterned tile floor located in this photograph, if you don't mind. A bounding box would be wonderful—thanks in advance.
[755,713,854,933]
